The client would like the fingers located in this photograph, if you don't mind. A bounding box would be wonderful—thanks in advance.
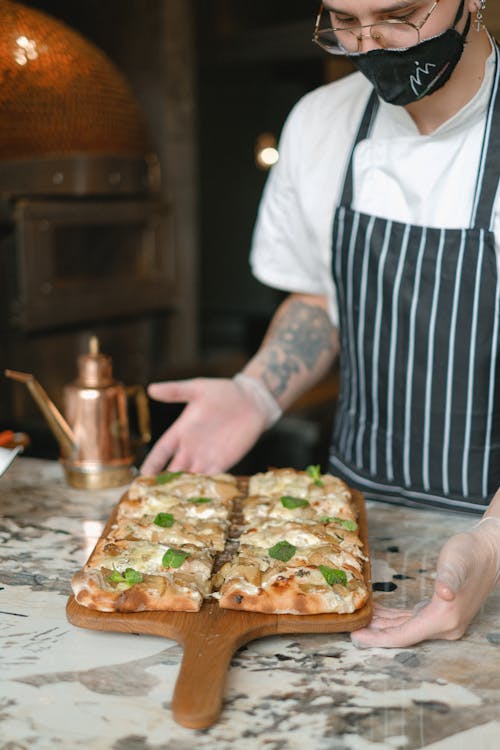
[351,591,470,649]
[147,380,199,404]
[166,447,209,474]
[371,603,414,619]
[351,621,421,649]
[350,603,416,648]
[140,430,178,475]
[351,607,436,649]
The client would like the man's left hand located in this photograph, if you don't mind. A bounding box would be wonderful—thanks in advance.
[351,518,500,648]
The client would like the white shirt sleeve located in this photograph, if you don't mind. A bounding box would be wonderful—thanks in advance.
[249,75,371,328]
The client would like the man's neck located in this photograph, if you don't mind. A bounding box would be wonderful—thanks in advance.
[404,30,492,135]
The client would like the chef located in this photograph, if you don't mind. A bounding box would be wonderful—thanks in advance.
[141,0,500,647]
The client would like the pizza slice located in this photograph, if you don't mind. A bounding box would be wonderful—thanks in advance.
[71,539,213,612]
[239,520,366,560]
[109,513,228,552]
[248,467,352,507]
[242,493,358,527]
[120,472,239,527]
[213,542,368,615]
[127,471,240,505]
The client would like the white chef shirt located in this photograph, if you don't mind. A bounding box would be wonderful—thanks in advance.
[250,41,500,327]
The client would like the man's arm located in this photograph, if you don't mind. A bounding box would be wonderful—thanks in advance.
[242,293,339,410]
[141,293,339,475]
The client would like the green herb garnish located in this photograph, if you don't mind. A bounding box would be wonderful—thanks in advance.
[108,567,143,586]
[306,464,324,486]
[156,471,183,485]
[318,566,348,587]
[188,496,212,504]
[319,516,358,531]
[280,495,310,510]
[162,548,190,569]
[268,540,297,562]
[153,512,175,528]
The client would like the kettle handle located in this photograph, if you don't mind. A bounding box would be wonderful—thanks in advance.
[126,385,152,445]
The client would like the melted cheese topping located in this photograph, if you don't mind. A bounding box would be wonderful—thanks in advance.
[92,539,213,581]
[243,495,356,525]
[110,517,226,552]
[129,473,238,504]
[248,469,351,503]
[240,521,340,549]
[119,494,231,523]
[217,543,362,583]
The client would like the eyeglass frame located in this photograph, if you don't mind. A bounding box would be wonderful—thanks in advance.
[312,0,442,54]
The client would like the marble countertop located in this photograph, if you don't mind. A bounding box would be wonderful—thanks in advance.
[1,457,499,750]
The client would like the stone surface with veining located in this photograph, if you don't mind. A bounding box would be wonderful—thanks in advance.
[1,458,499,750]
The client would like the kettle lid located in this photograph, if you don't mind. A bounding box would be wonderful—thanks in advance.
[78,336,113,386]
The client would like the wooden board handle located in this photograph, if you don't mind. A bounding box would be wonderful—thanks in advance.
[173,632,237,729]
[171,604,280,729]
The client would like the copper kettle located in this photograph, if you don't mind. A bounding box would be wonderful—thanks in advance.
[5,336,151,489]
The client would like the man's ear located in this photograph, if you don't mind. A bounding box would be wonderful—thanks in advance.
[467,0,483,14]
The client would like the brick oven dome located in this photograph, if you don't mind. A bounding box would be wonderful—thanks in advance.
[0,0,150,160]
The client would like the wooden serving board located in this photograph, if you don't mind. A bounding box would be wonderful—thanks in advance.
[66,489,372,729]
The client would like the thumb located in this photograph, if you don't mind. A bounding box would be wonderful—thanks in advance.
[147,380,198,404]
[434,534,471,602]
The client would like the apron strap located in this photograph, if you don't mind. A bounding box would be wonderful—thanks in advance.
[470,43,500,230]
[339,90,379,208]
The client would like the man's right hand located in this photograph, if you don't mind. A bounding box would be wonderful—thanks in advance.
[140,376,276,476]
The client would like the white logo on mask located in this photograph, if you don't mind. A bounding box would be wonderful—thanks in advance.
[410,61,438,97]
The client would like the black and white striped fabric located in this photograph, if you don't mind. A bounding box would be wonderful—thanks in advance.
[329,48,500,512]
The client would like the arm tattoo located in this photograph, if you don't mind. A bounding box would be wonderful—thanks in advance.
[257,299,337,399]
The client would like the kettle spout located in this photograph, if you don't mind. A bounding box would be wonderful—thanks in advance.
[4,370,76,459]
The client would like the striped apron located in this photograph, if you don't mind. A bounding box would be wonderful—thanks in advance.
[329,49,500,512]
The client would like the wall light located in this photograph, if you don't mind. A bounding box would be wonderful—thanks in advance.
[255,132,279,171]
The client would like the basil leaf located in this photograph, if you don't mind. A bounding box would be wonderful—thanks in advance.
[162,548,190,569]
[108,569,125,583]
[268,540,297,562]
[108,567,143,586]
[280,495,310,509]
[124,567,143,585]
[306,464,324,486]
[153,512,175,528]
[188,496,212,504]
[319,516,358,532]
[156,471,183,485]
[318,565,348,587]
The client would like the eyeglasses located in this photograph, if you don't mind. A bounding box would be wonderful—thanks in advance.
[312,1,441,54]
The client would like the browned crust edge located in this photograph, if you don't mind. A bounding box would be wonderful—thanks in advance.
[71,570,202,613]
[218,579,369,615]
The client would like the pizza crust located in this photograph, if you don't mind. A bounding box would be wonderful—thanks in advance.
[71,537,213,612]
[71,569,203,612]
[217,576,369,615]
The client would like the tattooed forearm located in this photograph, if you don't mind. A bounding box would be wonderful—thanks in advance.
[249,297,338,401]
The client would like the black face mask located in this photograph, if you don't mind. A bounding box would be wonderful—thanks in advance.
[350,1,471,105]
